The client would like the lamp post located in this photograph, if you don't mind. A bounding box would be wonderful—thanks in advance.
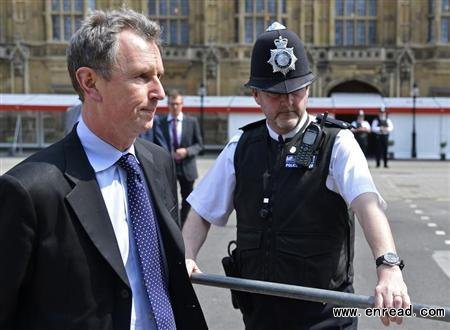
[411,82,419,158]
[197,83,207,140]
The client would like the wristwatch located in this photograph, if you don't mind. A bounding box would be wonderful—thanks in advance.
[376,252,404,270]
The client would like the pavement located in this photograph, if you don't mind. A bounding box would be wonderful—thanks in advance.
[1,154,449,329]
[192,157,450,330]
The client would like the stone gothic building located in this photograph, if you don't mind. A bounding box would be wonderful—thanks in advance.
[0,0,449,98]
[0,1,449,147]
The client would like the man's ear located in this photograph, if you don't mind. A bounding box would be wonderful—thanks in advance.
[251,88,261,105]
[76,67,102,102]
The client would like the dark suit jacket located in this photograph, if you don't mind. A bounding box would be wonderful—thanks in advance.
[64,103,82,135]
[161,114,203,182]
[139,115,170,152]
[0,129,207,330]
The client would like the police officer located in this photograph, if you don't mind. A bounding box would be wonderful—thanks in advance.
[351,110,371,156]
[372,107,394,168]
[182,23,409,329]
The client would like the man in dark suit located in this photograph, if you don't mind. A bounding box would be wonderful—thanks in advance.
[0,8,207,330]
[160,90,203,227]
[64,103,82,135]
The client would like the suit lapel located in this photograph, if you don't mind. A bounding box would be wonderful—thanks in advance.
[180,116,189,147]
[63,131,130,287]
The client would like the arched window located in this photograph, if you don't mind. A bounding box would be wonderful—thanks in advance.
[428,0,450,43]
[148,0,189,45]
[440,0,450,43]
[50,0,95,41]
[235,0,287,44]
[335,0,377,46]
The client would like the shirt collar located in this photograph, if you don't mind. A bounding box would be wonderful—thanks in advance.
[266,113,311,141]
[167,112,184,122]
[77,116,136,173]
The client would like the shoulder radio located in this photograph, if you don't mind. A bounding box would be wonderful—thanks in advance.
[294,123,323,168]
[287,113,328,169]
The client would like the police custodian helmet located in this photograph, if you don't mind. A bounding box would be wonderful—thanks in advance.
[245,22,316,94]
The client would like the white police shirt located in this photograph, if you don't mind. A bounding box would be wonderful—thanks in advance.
[187,114,385,226]
[350,120,371,131]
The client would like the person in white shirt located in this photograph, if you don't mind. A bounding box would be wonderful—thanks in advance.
[371,107,394,168]
[351,109,371,156]
[182,22,409,329]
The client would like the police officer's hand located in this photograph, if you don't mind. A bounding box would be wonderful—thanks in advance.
[374,265,411,326]
[185,258,202,277]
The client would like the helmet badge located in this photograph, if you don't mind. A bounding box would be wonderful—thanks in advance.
[267,36,298,76]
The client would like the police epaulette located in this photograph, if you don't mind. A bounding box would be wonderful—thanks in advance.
[239,119,266,131]
[315,113,352,129]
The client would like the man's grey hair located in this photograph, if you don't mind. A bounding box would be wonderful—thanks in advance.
[67,8,161,101]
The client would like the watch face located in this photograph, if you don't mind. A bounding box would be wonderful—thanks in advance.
[385,252,399,264]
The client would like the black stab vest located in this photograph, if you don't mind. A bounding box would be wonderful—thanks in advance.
[233,120,354,290]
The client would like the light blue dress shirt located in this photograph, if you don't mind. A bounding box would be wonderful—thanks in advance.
[77,118,157,330]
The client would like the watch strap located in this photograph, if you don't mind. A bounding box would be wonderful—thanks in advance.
[376,254,405,270]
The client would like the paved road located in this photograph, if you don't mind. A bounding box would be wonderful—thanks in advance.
[1,156,449,329]
[192,158,450,330]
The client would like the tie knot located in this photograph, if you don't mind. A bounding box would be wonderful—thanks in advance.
[277,135,292,144]
[117,153,140,175]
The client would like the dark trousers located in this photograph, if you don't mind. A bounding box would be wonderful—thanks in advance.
[241,283,357,330]
[177,175,194,227]
[375,134,389,167]
[355,134,368,157]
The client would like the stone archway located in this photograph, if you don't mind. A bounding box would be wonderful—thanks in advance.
[327,80,380,96]
[327,80,381,158]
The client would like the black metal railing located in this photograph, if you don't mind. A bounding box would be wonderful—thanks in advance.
[191,273,450,323]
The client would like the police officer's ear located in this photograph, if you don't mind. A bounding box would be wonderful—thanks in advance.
[252,88,263,106]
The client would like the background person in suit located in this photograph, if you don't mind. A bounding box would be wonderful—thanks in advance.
[64,103,82,135]
[161,90,203,227]
[0,8,207,330]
